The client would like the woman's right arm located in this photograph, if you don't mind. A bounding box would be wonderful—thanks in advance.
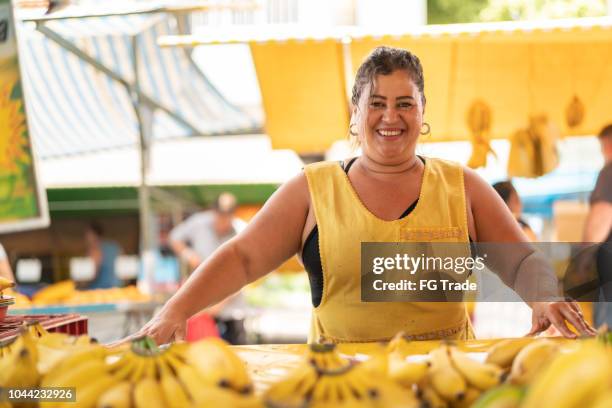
[122,173,311,345]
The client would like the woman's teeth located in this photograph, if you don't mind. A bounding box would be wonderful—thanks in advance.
[378,130,402,136]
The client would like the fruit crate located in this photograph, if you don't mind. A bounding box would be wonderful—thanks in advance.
[0,314,88,341]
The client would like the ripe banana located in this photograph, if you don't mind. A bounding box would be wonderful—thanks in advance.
[42,358,108,388]
[184,337,253,394]
[0,276,15,291]
[263,360,318,407]
[485,338,534,369]
[449,347,503,390]
[41,344,107,386]
[157,354,192,408]
[164,351,212,404]
[0,347,40,389]
[388,353,429,388]
[417,380,448,408]
[451,386,482,408]
[509,339,559,385]
[471,384,524,408]
[521,341,612,408]
[590,389,612,408]
[427,345,467,402]
[133,377,167,408]
[96,381,132,408]
[59,374,118,408]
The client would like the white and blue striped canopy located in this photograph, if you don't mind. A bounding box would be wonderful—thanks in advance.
[17,13,259,159]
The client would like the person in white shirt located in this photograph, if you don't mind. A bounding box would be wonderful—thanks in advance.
[169,192,248,344]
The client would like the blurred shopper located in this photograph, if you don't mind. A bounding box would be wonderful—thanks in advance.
[0,243,15,282]
[124,47,594,346]
[85,223,122,289]
[583,124,612,326]
[493,180,538,241]
[169,192,248,344]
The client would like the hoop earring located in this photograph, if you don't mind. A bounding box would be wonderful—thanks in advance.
[420,122,431,135]
[349,123,358,137]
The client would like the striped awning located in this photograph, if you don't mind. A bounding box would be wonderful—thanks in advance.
[17,12,260,159]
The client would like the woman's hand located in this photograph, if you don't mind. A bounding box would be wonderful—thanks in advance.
[527,301,597,338]
[109,304,188,347]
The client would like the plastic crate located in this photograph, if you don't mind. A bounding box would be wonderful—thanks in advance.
[0,314,88,341]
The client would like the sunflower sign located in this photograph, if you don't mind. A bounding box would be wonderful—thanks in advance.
[0,0,48,232]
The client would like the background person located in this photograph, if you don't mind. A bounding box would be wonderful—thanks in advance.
[123,46,595,346]
[492,180,538,241]
[169,192,248,344]
[583,124,612,326]
[84,223,122,289]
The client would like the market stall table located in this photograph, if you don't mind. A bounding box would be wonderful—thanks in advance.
[9,301,162,342]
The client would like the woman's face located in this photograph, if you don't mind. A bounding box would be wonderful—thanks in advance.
[357,69,424,164]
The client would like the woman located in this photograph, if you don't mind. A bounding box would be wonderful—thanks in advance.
[127,46,595,344]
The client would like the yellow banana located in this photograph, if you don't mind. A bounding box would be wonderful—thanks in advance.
[485,338,534,369]
[0,347,40,389]
[509,339,559,385]
[307,344,351,373]
[164,352,211,404]
[428,345,466,402]
[263,361,318,406]
[133,377,167,408]
[61,374,118,408]
[41,344,107,385]
[388,353,429,388]
[521,341,612,408]
[96,381,132,408]
[184,337,253,394]
[449,347,503,390]
[0,276,15,291]
[589,389,612,408]
[450,386,481,408]
[158,354,193,408]
[42,358,108,388]
[418,381,448,408]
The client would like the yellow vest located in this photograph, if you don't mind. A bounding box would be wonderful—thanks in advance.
[304,157,474,343]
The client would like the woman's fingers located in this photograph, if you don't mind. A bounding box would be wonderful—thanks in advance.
[560,305,597,337]
[547,307,577,338]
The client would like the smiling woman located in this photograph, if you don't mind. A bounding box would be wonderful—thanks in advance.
[123,46,597,346]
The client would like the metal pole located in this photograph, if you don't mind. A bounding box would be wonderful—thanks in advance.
[131,35,154,292]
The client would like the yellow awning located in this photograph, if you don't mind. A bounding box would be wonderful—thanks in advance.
[160,17,612,152]
[249,39,349,153]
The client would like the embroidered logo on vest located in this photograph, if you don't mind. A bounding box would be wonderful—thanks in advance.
[400,227,464,241]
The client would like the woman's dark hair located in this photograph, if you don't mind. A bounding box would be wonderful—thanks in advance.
[351,46,426,108]
[492,181,517,205]
[599,123,612,139]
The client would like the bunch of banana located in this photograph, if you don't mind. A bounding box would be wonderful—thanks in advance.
[520,340,612,408]
[265,344,418,408]
[387,343,504,408]
[97,337,261,408]
[507,339,558,385]
[182,337,254,394]
[0,328,40,390]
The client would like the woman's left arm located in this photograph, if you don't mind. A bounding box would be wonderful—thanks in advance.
[464,168,597,338]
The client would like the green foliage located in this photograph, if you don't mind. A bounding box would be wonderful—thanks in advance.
[427,0,608,24]
[480,0,607,21]
[428,0,490,24]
